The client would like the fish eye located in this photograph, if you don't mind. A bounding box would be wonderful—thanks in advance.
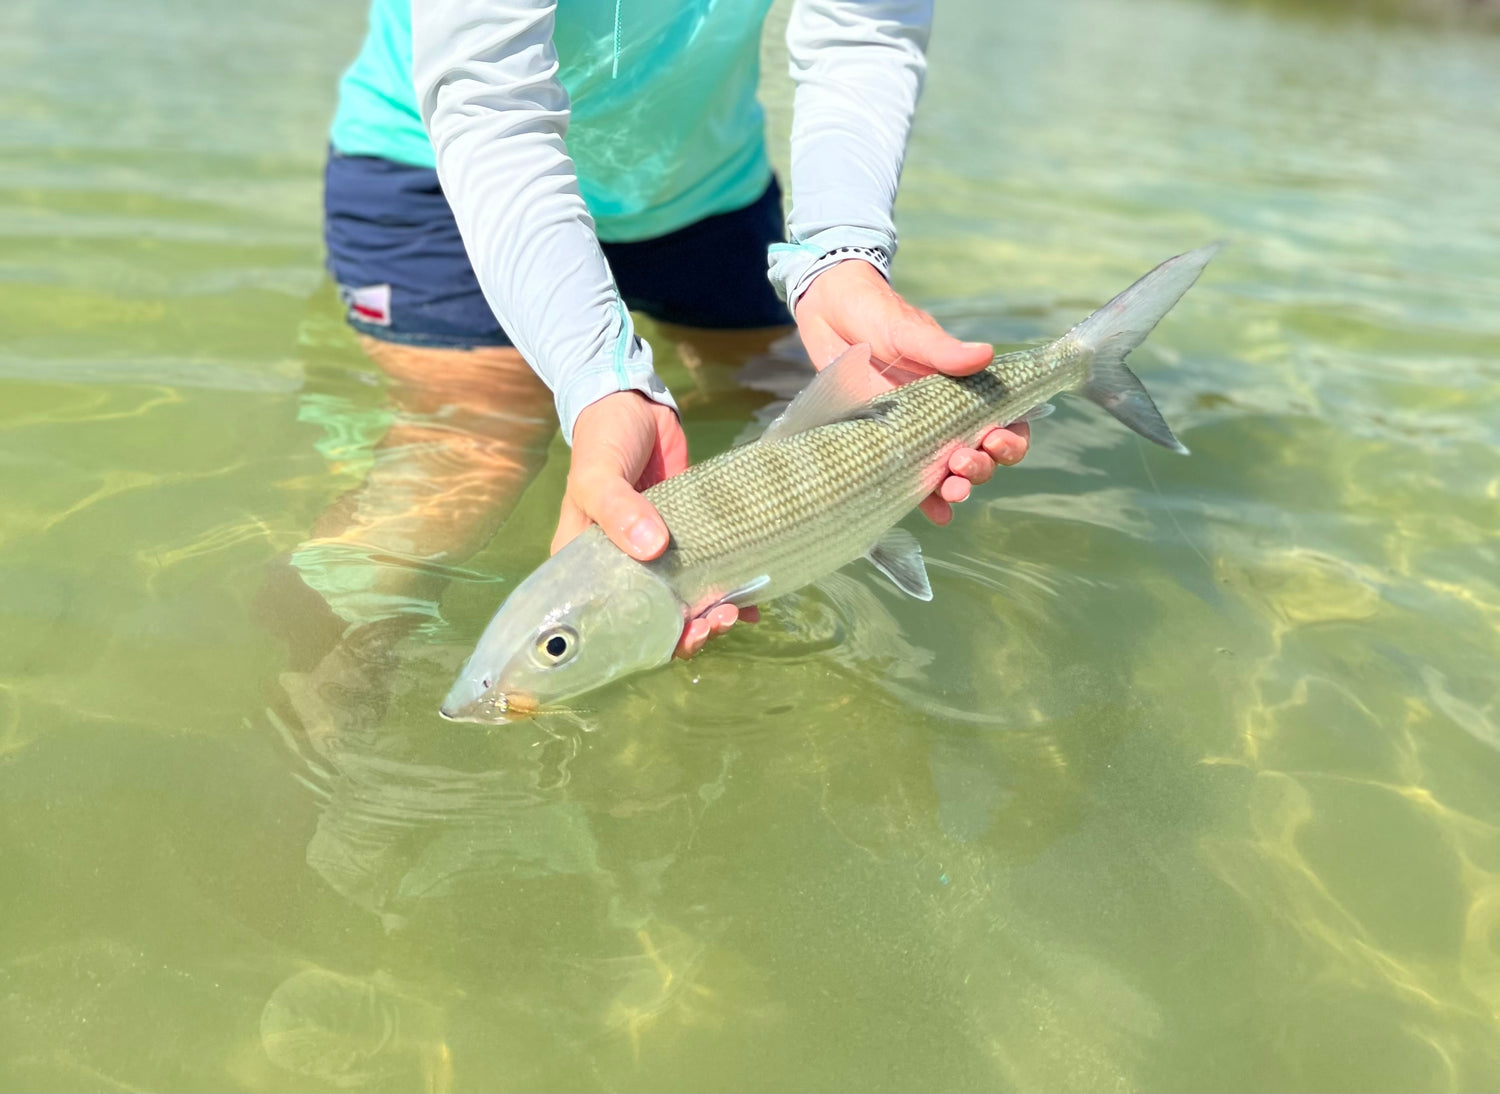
[535,626,578,665]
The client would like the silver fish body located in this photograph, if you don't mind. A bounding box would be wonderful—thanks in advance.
[643,338,1094,616]
[441,244,1219,721]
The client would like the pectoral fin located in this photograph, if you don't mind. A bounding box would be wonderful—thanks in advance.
[707,574,771,612]
[865,528,933,601]
[1018,402,1055,423]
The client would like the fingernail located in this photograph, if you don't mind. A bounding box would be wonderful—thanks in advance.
[961,342,991,353]
[627,518,662,556]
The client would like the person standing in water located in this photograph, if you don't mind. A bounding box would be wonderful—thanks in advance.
[290,0,1029,677]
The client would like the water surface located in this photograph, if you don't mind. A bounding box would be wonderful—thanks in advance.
[3,0,1499,1089]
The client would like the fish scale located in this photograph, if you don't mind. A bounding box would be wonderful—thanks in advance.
[643,341,1090,614]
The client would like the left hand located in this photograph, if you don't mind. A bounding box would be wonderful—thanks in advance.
[551,390,755,660]
[794,259,1030,524]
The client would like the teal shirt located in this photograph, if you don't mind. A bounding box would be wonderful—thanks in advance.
[330,0,775,242]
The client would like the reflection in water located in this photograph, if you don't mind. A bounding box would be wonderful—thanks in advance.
[262,638,790,1085]
[254,321,807,1086]
[260,967,452,1092]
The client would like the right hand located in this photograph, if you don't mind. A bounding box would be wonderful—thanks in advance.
[552,391,755,659]
[794,259,1030,525]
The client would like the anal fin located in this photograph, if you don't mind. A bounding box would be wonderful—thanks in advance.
[706,574,770,612]
[866,528,933,601]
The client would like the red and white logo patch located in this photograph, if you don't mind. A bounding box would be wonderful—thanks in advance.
[339,283,392,327]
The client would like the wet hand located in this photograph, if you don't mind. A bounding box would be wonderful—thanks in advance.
[675,603,759,660]
[553,391,686,558]
[552,390,755,659]
[793,259,1030,524]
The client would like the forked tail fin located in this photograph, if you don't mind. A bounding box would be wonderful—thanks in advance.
[1066,243,1221,454]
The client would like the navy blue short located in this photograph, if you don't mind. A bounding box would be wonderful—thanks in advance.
[323,151,792,348]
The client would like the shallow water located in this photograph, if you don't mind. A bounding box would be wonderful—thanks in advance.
[4,0,1500,1089]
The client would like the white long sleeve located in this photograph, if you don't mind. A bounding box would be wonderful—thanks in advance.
[768,0,932,310]
[411,0,674,443]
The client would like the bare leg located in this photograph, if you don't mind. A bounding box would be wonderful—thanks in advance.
[260,338,557,735]
[262,323,801,736]
[650,323,809,424]
[310,338,556,574]
[655,323,796,368]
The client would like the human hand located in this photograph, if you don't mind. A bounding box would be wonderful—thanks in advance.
[552,390,755,659]
[793,259,1031,524]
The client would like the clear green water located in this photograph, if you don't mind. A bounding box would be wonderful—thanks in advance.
[4,0,1499,1089]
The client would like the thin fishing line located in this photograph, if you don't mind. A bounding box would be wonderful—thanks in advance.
[1139,444,1211,571]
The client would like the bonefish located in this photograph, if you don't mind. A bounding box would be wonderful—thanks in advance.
[441,245,1219,721]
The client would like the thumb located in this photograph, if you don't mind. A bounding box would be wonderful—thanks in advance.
[795,311,852,371]
[571,470,670,561]
[550,495,590,555]
[890,315,993,377]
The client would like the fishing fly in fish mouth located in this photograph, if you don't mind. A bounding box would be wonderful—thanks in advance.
[440,245,1220,723]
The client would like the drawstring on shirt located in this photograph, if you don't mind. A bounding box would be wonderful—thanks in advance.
[612,0,622,77]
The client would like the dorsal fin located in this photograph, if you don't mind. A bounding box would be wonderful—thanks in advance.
[760,344,901,443]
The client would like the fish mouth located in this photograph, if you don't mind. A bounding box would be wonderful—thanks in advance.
[438,691,539,724]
